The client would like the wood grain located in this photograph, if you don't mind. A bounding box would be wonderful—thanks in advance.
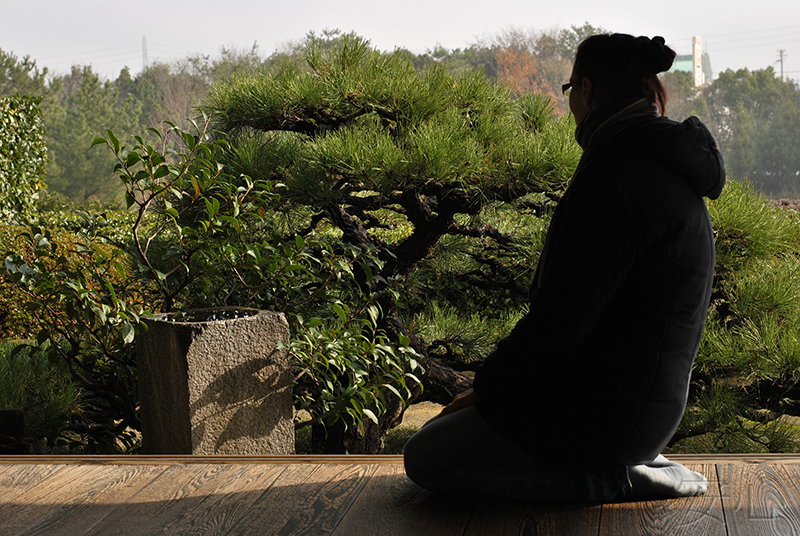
[720,462,800,536]
[5,453,800,466]
[155,464,285,536]
[82,462,282,536]
[331,464,475,536]
[21,464,167,536]
[227,463,377,536]
[1,464,166,536]
[0,463,68,504]
[4,457,800,535]
[465,498,602,536]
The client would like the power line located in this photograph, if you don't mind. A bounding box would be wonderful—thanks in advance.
[671,24,800,43]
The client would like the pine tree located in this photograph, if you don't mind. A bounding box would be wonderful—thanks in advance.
[45,66,141,202]
[201,35,581,452]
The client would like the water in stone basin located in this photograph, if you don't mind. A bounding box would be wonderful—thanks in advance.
[161,309,257,322]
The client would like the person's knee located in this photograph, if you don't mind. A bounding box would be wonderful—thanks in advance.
[402,429,438,489]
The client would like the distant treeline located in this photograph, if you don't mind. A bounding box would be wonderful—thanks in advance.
[2,25,799,202]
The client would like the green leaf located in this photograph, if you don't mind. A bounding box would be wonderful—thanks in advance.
[367,305,379,326]
[332,303,348,323]
[153,165,170,179]
[362,408,379,425]
[183,130,197,151]
[35,329,50,346]
[106,129,120,153]
[91,137,107,148]
[125,150,141,167]
[383,384,402,400]
[122,321,135,344]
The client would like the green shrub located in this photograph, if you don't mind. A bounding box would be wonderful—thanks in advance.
[0,208,136,340]
[4,118,424,453]
[0,341,80,444]
[0,95,47,222]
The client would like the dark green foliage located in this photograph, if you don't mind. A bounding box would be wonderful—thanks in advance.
[4,219,144,451]
[199,36,581,451]
[0,202,136,339]
[203,37,577,371]
[0,95,47,222]
[45,66,142,202]
[0,48,48,97]
[3,115,426,453]
[702,68,800,197]
[290,303,423,434]
[5,29,800,454]
[0,342,80,445]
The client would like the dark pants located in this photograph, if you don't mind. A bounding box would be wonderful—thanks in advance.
[402,405,631,502]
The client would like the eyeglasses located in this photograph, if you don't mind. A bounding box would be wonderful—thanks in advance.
[561,82,573,96]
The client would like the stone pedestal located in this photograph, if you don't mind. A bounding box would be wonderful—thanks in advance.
[138,307,294,455]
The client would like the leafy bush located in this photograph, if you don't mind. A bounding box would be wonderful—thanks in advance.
[290,303,422,435]
[0,95,47,222]
[4,117,423,453]
[4,219,144,452]
[0,341,80,448]
[0,206,135,339]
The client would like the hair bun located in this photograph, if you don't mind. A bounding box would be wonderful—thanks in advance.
[633,35,676,75]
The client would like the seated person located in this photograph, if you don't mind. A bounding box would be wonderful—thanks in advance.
[403,33,726,501]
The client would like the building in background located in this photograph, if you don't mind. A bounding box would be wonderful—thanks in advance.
[671,37,713,86]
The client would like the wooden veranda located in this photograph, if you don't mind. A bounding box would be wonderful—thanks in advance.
[2,454,799,535]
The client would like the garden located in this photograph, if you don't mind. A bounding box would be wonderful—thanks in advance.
[2,36,800,456]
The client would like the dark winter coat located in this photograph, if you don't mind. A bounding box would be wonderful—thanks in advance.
[472,98,726,466]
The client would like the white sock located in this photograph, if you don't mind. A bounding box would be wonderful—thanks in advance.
[627,455,708,498]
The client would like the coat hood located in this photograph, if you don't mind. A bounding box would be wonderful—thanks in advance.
[577,99,726,200]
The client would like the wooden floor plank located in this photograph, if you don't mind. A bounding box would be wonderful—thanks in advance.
[0,464,165,536]
[0,464,68,504]
[146,464,286,536]
[4,453,799,466]
[465,498,602,536]
[331,464,475,536]
[599,464,726,536]
[7,457,800,535]
[720,462,800,536]
[81,463,218,536]
[81,463,282,536]
[226,463,377,536]
[15,464,168,536]
[1,464,110,534]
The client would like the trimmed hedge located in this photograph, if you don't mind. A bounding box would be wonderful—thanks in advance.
[0,95,47,222]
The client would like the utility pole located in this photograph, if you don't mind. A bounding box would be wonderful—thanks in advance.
[776,49,787,80]
[142,36,149,70]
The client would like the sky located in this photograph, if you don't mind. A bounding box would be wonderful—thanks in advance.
[2,0,800,83]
